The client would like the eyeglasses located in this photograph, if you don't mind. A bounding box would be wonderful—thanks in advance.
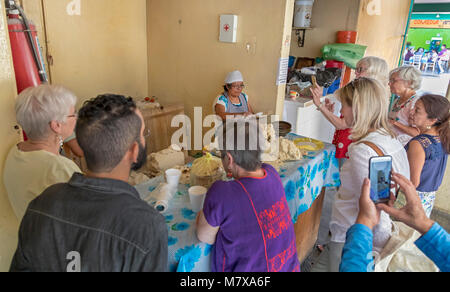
[230,84,245,89]
[389,78,403,84]
[67,112,78,119]
[143,128,151,138]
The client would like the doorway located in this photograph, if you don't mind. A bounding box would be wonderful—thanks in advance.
[400,0,450,97]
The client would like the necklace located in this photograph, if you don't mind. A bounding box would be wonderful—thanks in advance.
[392,95,415,113]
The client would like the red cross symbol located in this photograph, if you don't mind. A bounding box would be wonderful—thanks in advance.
[224,24,230,32]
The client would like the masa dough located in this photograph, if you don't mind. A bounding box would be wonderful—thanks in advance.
[278,137,303,161]
[128,171,150,186]
[203,123,303,165]
[146,144,185,176]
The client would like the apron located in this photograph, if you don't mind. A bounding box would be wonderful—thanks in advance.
[223,92,249,114]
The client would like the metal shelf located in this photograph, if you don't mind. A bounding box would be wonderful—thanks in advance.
[292,27,314,48]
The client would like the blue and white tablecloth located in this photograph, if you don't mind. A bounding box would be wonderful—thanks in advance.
[135,177,212,272]
[281,134,341,223]
[135,135,340,272]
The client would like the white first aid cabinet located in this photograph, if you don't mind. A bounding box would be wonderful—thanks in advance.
[219,15,238,43]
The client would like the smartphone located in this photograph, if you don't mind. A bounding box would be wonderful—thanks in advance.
[368,156,392,204]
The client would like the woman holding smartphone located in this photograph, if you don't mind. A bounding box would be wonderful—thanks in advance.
[405,94,450,217]
[311,78,410,272]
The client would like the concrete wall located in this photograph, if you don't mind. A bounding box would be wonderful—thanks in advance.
[0,2,21,272]
[33,0,148,106]
[356,0,412,69]
[147,0,294,127]
[290,0,361,58]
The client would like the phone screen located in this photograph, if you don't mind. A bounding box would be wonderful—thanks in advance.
[369,156,392,203]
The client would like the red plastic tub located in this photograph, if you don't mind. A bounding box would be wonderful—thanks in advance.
[337,31,357,44]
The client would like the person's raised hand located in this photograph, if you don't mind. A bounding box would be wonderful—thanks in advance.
[310,83,324,108]
[356,178,381,230]
[377,173,434,235]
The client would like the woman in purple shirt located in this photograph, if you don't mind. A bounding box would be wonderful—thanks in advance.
[196,120,300,272]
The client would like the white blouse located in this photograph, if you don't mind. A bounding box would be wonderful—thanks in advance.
[389,95,420,146]
[329,131,410,247]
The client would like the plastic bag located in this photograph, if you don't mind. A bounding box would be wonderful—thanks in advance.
[191,153,222,177]
[321,43,368,69]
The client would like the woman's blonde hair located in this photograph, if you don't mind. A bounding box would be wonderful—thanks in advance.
[338,77,395,142]
[357,56,389,86]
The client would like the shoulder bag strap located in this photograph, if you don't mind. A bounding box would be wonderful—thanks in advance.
[360,141,385,157]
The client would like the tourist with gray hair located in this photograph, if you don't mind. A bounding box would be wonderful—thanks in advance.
[196,119,300,272]
[3,84,81,221]
[10,94,167,272]
[388,66,423,146]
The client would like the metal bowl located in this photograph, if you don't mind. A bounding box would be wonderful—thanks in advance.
[272,121,292,137]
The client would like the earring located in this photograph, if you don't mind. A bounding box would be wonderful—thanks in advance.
[426,125,432,130]
[58,136,64,148]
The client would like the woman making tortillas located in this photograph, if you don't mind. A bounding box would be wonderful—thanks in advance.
[214,70,254,120]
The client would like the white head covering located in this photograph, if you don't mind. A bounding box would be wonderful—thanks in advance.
[225,70,244,84]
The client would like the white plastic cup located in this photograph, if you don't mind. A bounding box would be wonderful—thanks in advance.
[165,169,181,187]
[188,186,207,213]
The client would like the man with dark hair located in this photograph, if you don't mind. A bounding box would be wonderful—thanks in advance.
[10,94,168,272]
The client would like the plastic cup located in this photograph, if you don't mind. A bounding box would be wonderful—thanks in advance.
[165,169,181,187]
[188,186,207,213]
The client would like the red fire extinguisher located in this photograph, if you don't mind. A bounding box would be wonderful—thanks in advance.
[6,0,48,141]
[6,1,48,94]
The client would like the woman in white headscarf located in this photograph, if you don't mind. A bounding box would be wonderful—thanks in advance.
[214,70,254,120]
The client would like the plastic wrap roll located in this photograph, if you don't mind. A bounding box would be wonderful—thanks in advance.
[155,200,169,213]
[148,183,174,213]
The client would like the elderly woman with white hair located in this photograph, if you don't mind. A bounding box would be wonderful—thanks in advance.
[214,70,254,121]
[3,85,81,220]
[388,66,423,146]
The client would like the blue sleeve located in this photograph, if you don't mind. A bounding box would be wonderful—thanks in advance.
[340,224,374,272]
[216,95,228,112]
[415,223,450,272]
